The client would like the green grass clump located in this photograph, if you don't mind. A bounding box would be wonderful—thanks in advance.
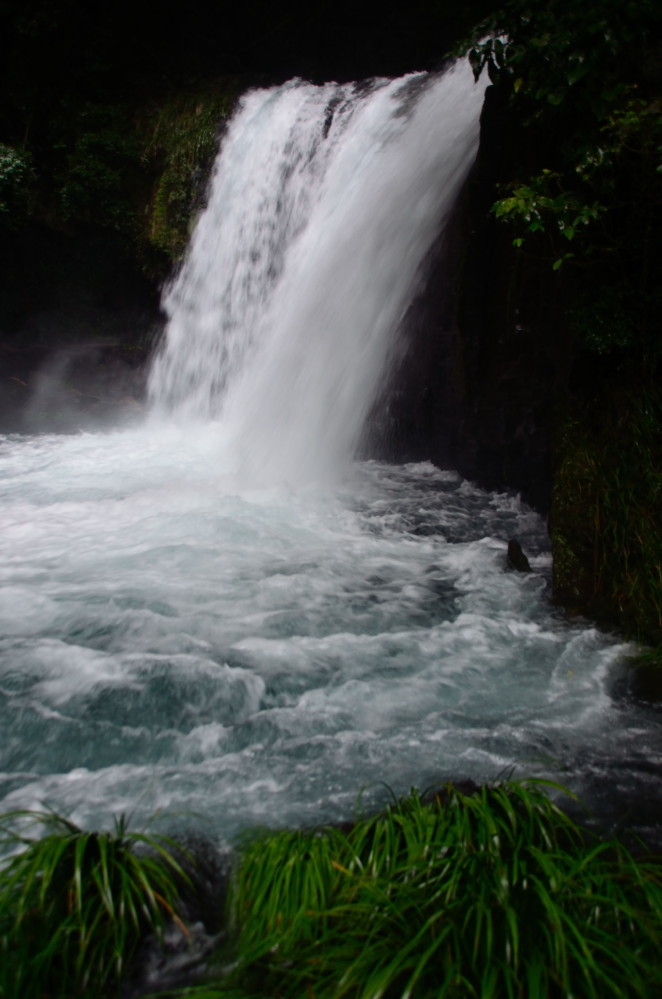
[205,781,662,999]
[0,810,191,999]
[2,784,661,998]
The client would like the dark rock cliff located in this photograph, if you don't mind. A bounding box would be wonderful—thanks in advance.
[371,85,562,514]
[371,78,661,648]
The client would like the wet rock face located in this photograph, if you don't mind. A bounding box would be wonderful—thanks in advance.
[369,85,559,514]
[443,86,563,515]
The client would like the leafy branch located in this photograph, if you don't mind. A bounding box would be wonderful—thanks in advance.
[466,0,661,262]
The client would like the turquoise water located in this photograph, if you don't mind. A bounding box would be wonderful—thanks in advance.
[2,429,658,847]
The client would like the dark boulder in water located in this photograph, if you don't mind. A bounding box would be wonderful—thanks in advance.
[507,538,531,572]
[627,665,662,703]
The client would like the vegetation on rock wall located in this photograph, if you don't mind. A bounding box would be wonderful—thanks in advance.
[139,84,236,269]
[51,103,143,236]
[467,0,661,264]
[0,84,236,278]
[552,387,662,645]
[465,0,662,648]
[0,143,31,219]
[0,2,243,284]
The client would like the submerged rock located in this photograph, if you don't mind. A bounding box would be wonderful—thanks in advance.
[627,664,662,703]
[507,538,531,572]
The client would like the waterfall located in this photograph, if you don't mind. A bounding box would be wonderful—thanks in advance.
[148,60,487,484]
[2,55,660,860]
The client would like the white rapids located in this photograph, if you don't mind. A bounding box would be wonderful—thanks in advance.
[1,59,660,847]
[0,431,659,844]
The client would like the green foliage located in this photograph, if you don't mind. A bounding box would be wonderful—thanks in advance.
[0,68,234,271]
[0,809,191,999]
[468,0,656,108]
[466,0,662,259]
[0,144,31,219]
[53,103,142,234]
[177,782,662,999]
[492,169,602,265]
[140,85,236,262]
[569,284,638,355]
[4,786,660,998]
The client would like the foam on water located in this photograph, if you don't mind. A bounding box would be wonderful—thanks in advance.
[1,430,660,845]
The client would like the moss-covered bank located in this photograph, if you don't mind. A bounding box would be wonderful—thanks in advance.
[438,1,662,654]
[138,82,238,273]
[552,381,661,646]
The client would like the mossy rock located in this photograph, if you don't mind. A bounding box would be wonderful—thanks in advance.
[551,382,662,644]
[139,82,237,268]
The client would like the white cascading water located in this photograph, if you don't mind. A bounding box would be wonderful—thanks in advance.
[0,58,661,853]
[149,63,487,482]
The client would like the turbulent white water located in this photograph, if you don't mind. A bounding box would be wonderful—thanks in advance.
[1,61,661,847]
[1,431,660,844]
